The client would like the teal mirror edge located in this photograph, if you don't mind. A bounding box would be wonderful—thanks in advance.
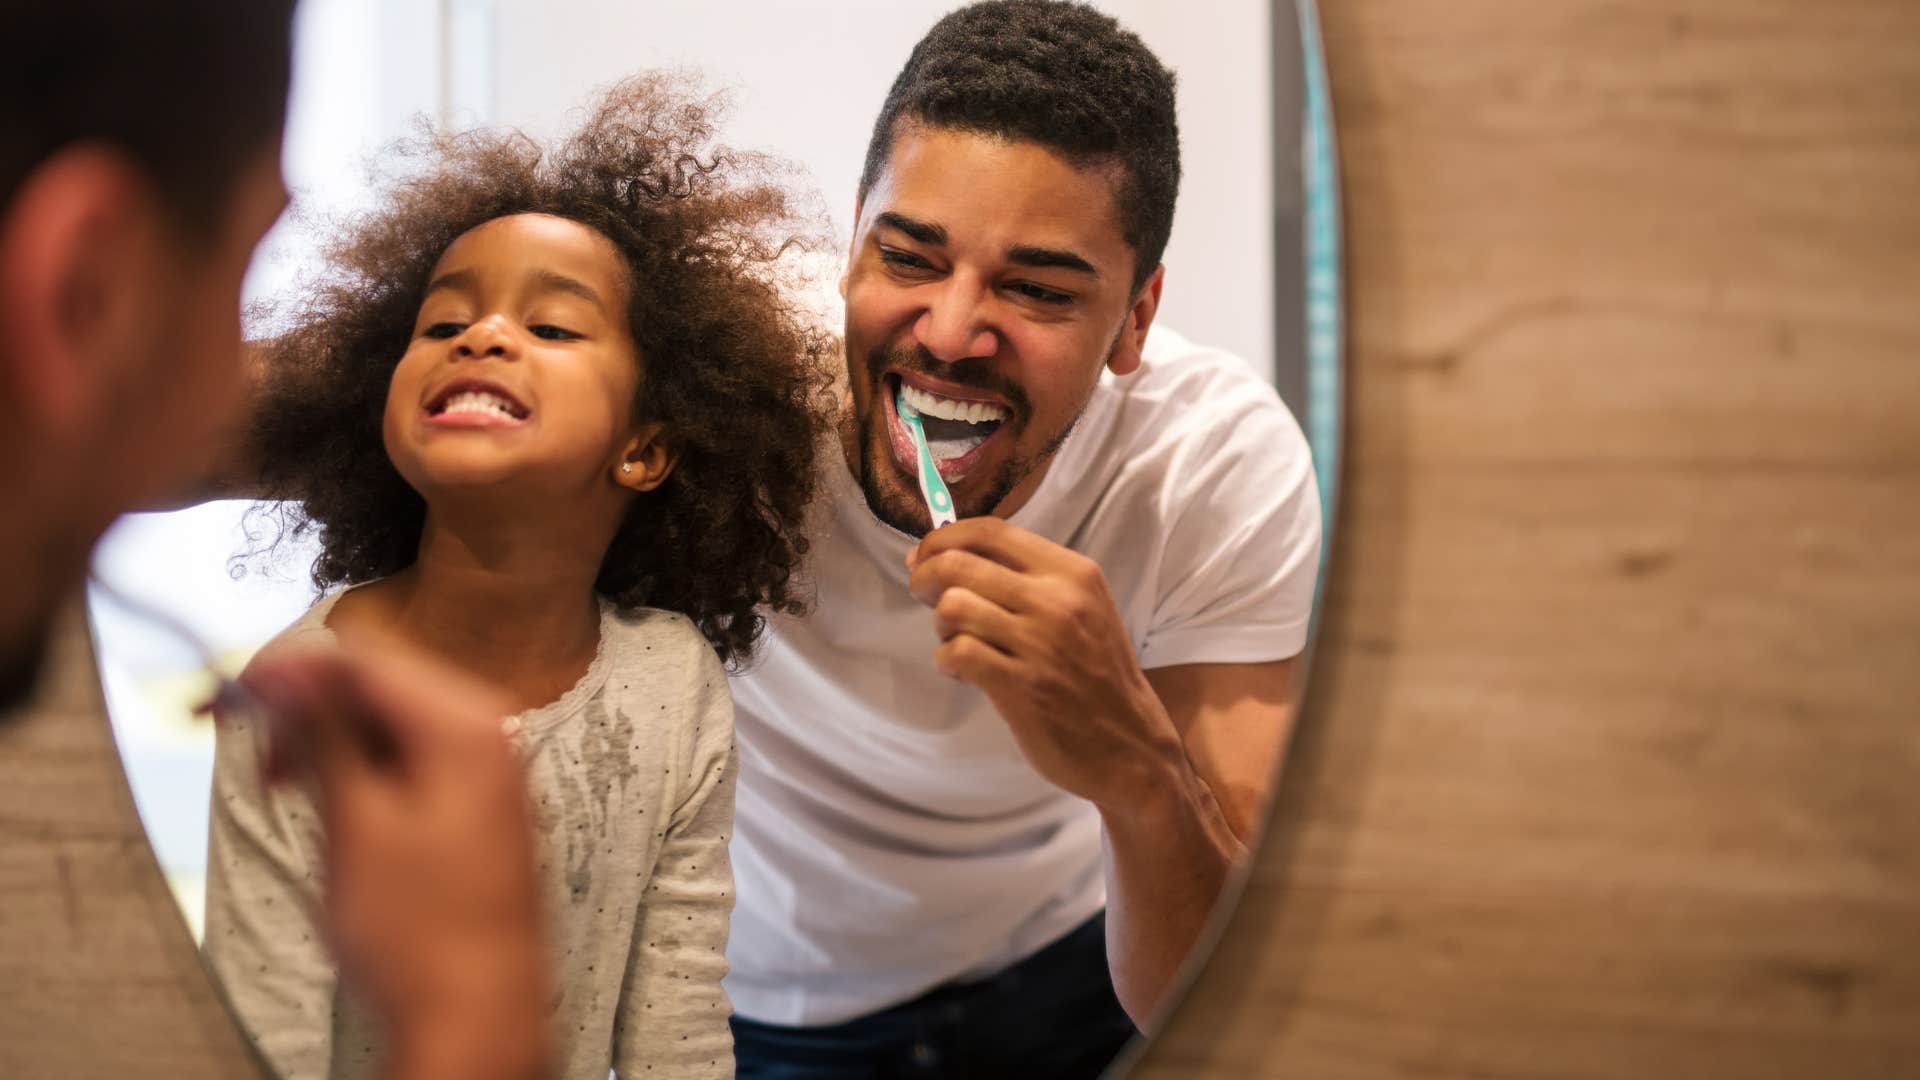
[1111,0,1343,1071]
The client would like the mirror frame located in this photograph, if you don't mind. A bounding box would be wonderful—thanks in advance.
[1111,0,1345,1067]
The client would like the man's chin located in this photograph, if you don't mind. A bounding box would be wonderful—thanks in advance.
[857,455,1021,539]
[857,467,937,539]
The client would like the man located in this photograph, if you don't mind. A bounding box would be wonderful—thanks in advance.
[723,3,1322,1076]
[0,3,550,1076]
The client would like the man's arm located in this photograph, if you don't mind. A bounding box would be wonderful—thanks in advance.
[906,519,1301,1027]
[1102,658,1296,1027]
[1146,658,1297,840]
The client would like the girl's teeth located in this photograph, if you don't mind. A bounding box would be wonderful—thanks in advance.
[442,391,519,419]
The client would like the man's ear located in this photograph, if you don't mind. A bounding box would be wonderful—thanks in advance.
[0,145,164,434]
[1105,263,1165,378]
[613,422,682,494]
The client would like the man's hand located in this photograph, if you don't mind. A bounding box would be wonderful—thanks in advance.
[907,517,1300,1029]
[239,643,552,1080]
[906,516,1186,816]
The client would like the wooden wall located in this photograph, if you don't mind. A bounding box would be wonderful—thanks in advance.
[1133,1,1920,1077]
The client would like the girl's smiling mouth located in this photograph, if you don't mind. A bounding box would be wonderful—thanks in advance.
[424,378,532,428]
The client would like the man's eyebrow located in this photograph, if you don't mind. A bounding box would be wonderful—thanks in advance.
[875,211,947,246]
[1007,245,1098,277]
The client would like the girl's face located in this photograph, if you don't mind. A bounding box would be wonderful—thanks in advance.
[384,213,662,505]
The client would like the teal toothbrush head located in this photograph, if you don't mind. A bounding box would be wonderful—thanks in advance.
[896,385,958,530]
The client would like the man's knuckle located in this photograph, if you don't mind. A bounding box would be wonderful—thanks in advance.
[940,551,977,583]
[1063,591,1095,621]
[1025,668,1063,701]
[1043,585,1088,625]
[1070,556,1105,590]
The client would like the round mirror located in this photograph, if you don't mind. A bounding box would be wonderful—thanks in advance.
[88,1,1340,1075]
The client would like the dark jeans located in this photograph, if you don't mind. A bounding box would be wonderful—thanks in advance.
[732,912,1138,1080]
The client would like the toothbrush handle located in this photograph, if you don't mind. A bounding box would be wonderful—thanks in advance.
[909,415,958,528]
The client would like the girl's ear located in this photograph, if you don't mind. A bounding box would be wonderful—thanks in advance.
[614,422,680,494]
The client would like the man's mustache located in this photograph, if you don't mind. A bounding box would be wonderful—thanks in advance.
[867,345,1031,420]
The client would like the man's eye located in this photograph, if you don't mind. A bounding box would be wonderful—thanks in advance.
[530,324,581,341]
[878,248,933,272]
[1010,282,1073,305]
[422,322,464,339]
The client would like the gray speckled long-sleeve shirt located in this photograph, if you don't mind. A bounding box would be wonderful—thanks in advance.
[203,591,737,1080]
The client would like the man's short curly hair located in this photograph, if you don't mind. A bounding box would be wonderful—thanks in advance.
[857,0,1180,291]
[248,74,835,667]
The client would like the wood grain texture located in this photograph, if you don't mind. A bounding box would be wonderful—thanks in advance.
[0,599,262,1078]
[1131,1,1920,1077]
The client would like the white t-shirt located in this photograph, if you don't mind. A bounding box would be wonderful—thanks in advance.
[724,325,1323,1026]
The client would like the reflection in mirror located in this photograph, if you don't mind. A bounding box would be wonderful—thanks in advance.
[89,1,1338,1076]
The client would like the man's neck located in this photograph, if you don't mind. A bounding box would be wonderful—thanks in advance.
[0,486,103,713]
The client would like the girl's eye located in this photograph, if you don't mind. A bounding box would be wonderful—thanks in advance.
[530,324,581,341]
[422,322,464,339]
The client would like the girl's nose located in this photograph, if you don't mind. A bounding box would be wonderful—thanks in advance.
[454,315,515,359]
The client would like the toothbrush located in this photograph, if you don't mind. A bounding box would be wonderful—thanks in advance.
[896,385,958,529]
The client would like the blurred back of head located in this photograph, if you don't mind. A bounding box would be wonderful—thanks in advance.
[0,0,295,235]
[0,0,296,708]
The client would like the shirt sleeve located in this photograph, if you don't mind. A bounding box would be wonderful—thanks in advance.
[1135,356,1325,671]
[202,689,337,1080]
[613,638,737,1078]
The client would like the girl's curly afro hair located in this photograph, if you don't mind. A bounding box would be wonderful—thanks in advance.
[247,74,836,667]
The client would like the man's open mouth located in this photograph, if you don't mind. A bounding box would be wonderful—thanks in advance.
[886,373,1010,481]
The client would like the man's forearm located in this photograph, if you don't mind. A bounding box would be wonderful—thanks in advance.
[1098,754,1247,1029]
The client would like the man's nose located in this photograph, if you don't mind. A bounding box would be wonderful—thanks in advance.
[454,315,514,360]
[913,277,998,363]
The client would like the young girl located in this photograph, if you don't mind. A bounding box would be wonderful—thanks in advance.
[203,75,832,1080]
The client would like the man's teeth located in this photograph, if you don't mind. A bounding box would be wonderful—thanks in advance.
[440,391,523,420]
[900,382,1007,424]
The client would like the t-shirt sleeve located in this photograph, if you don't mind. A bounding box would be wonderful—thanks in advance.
[201,664,337,1080]
[613,635,736,1078]
[1135,363,1324,671]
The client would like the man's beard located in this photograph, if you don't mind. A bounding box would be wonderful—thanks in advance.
[847,343,1077,539]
